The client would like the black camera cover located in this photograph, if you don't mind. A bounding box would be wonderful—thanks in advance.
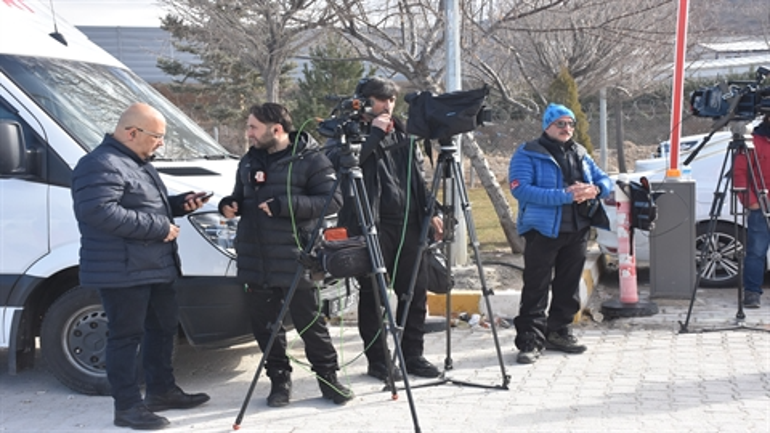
[405,85,489,141]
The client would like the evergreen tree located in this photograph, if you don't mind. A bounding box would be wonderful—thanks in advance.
[547,66,593,153]
[288,36,376,139]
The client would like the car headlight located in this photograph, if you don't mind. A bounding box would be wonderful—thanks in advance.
[188,211,238,258]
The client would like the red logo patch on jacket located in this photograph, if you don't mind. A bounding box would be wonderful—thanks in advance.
[510,179,520,190]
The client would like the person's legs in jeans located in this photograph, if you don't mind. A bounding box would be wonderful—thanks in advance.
[99,286,151,410]
[744,210,770,296]
[143,282,179,396]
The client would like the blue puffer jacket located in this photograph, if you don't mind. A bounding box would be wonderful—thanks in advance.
[508,136,612,238]
[72,135,189,288]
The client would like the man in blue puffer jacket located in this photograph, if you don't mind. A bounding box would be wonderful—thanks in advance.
[72,103,211,430]
[508,103,611,364]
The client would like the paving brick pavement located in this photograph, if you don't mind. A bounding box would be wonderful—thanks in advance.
[1,255,769,432]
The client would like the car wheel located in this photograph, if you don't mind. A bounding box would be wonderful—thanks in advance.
[695,222,744,288]
[39,285,144,395]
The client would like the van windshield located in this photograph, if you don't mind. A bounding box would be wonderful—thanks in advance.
[0,55,229,159]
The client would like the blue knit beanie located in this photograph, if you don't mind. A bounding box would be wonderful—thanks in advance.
[542,103,576,131]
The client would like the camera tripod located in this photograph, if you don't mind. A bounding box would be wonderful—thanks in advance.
[395,137,510,390]
[232,136,422,432]
[679,121,770,334]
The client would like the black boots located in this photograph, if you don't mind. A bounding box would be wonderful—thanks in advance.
[114,403,170,430]
[266,370,292,408]
[317,371,354,405]
[144,385,210,412]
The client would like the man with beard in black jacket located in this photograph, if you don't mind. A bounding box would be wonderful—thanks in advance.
[219,103,352,407]
[327,77,444,382]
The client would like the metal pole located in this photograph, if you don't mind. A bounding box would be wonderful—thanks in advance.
[599,87,608,171]
[445,0,467,264]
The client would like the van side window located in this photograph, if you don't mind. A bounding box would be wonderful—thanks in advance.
[0,97,71,187]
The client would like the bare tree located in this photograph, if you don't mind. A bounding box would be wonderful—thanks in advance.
[160,0,334,103]
[324,0,575,254]
[465,0,679,103]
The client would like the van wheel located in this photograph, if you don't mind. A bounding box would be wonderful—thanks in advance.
[40,286,113,395]
[695,222,744,288]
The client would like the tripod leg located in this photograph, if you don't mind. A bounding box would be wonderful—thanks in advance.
[680,148,732,333]
[448,160,510,388]
[395,151,510,390]
[348,170,422,432]
[393,156,446,371]
[233,267,310,428]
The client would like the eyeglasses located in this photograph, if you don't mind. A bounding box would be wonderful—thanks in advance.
[553,120,576,129]
[127,126,164,140]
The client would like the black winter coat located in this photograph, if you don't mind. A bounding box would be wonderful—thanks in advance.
[72,134,189,288]
[221,132,341,289]
[326,118,432,233]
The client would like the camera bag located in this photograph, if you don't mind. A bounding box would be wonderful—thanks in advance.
[317,235,372,279]
[424,246,453,294]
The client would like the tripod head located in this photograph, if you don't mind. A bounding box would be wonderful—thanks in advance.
[437,137,458,153]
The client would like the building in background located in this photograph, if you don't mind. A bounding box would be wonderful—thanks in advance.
[78,26,196,84]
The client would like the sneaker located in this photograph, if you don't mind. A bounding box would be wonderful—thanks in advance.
[744,291,761,309]
[366,361,403,382]
[144,385,210,412]
[266,370,292,408]
[114,403,170,430]
[546,330,587,354]
[516,347,541,364]
[405,356,441,378]
[317,372,354,405]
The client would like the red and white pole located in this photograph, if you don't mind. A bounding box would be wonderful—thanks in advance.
[616,174,638,303]
[667,0,690,178]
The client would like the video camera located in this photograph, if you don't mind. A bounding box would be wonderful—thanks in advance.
[317,95,373,143]
[404,85,491,143]
[690,66,770,121]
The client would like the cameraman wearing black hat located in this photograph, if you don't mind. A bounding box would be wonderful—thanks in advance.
[327,77,443,381]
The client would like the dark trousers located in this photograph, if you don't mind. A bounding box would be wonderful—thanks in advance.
[514,228,588,350]
[357,221,427,363]
[99,283,178,411]
[247,286,338,374]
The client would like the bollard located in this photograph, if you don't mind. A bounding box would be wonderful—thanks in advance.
[615,174,638,303]
[601,175,658,319]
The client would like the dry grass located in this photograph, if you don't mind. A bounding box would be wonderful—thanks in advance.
[464,187,518,251]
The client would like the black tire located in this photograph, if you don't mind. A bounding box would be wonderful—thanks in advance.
[40,286,112,395]
[695,221,744,288]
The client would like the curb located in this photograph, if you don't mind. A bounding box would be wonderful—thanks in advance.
[427,245,605,323]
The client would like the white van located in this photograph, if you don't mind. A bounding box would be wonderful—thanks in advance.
[0,1,351,395]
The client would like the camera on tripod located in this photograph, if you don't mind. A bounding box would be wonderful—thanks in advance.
[690,66,770,121]
[317,95,373,143]
[404,84,491,143]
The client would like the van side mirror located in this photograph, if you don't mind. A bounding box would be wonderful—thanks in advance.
[0,120,26,175]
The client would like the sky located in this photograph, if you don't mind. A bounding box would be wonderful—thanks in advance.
[31,0,167,27]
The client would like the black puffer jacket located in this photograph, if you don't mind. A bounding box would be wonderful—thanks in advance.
[326,117,432,233]
[221,132,341,289]
[72,134,189,288]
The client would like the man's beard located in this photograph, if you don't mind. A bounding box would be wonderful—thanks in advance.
[252,134,279,152]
